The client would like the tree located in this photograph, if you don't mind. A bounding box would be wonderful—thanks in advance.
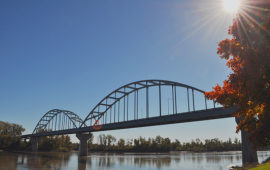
[155,135,162,145]
[172,139,181,150]
[205,0,270,149]
[88,133,94,148]
[126,138,133,148]
[117,138,125,149]
[98,134,106,149]
[0,121,25,149]
[102,134,107,148]
[106,134,116,149]
[38,135,72,151]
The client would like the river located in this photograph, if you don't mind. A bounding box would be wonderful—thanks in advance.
[0,151,270,170]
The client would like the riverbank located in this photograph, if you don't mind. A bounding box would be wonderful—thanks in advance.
[231,157,270,170]
[231,163,270,170]
[250,162,270,169]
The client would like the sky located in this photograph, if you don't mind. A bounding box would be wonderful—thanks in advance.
[0,0,241,144]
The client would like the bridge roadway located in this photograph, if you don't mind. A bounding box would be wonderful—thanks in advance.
[22,106,237,138]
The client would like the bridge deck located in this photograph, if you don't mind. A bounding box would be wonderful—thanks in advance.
[22,106,237,138]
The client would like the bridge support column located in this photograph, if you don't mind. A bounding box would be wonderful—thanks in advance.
[76,132,92,156]
[235,117,258,165]
[23,138,27,146]
[31,137,41,152]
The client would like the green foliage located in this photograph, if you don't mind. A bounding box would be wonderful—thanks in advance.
[90,133,243,152]
[249,163,270,170]
[89,134,116,150]
[38,135,72,151]
[117,138,125,149]
[0,121,25,150]
[72,142,79,150]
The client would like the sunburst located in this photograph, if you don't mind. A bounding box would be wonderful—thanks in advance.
[223,0,241,12]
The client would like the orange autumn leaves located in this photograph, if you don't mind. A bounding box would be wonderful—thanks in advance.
[204,0,270,149]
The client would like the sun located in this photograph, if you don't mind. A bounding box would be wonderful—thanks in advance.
[223,0,241,12]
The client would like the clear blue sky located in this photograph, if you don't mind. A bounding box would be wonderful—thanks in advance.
[0,0,241,143]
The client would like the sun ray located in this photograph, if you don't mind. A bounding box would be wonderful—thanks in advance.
[151,9,223,64]
[239,8,270,34]
[185,11,222,31]
[244,5,270,12]
[238,12,255,52]
[208,11,230,42]
[173,13,219,49]
[237,8,269,61]
[237,15,243,45]
[185,4,223,15]
[151,0,251,64]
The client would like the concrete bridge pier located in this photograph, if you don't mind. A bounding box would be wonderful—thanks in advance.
[31,137,41,152]
[235,116,258,165]
[76,132,92,156]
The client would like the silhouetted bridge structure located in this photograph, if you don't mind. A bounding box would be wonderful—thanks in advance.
[22,80,245,158]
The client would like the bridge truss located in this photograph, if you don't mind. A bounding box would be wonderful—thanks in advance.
[33,109,86,134]
[81,80,217,128]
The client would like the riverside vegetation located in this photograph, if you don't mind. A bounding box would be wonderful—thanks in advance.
[0,121,72,151]
[0,121,25,150]
[81,133,243,152]
[2,121,270,154]
[0,121,245,152]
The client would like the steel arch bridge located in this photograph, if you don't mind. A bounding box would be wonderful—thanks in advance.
[82,79,212,127]
[22,80,238,138]
[32,109,86,134]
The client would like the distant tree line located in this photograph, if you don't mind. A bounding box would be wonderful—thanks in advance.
[0,121,267,152]
[85,134,243,152]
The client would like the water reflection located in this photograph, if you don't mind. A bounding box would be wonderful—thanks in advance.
[0,152,19,170]
[24,152,70,170]
[151,157,171,168]
[78,157,87,170]
[0,151,269,170]
[174,157,181,163]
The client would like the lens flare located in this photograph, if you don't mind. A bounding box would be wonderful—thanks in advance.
[92,119,102,130]
[223,0,241,12]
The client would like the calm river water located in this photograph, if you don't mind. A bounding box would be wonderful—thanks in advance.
[0,151,270,170]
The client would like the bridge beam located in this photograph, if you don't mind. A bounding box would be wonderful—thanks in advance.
[235,117,258,165]
[31,137,41,152]
[76,132,92,156]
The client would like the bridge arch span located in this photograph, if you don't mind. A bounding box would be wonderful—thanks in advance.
[81,80,214,128]
[33,109,85,134]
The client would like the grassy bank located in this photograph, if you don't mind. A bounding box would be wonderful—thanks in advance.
[232,157,270,170]
[249,162,270,170]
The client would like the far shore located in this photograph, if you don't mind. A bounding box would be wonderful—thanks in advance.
[5,149,270,154]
